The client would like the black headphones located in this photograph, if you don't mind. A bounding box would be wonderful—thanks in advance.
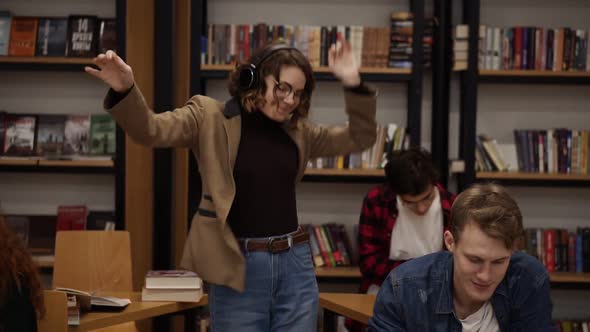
[237,44,294,91]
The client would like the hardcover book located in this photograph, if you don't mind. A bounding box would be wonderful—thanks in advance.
[3,114,36,156]
[145,270,202,289]
[0,111,6,155]
[89,113,116,155]
[8,17,38,56]
[98,18,116,53]
[36,17,68,56]
[56,205,88,231]
[0,11,11,55]
[36,114,66,157]
[63,115,90,155]
[66,15,98,57]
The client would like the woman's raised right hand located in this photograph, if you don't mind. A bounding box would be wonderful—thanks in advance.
[85,50,135,93]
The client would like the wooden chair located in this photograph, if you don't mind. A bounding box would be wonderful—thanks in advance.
[53,231,138,332]
[38,290,68,332]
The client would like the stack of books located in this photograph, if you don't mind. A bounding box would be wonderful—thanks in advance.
[141,270,203,302]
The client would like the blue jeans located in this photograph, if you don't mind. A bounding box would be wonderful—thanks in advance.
[209,234,319,332]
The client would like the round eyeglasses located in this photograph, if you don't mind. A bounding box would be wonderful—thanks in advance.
[273,79,304,102]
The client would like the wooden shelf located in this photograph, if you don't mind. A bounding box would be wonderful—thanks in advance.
[0,158,38,166]
[38,159,114,168]
[199,64,411,82]
[477,69,590,84]
[549,272,590,283]
[479,70,590,77]
[314,266,590,283]
[477,171,590,182]
[0,56,94,65]
[32,254,55,268]
[33,259,590,283]
[315,266,362,278]
[304,168,384,177]
[201,64,410,75]
[0,157,115,173]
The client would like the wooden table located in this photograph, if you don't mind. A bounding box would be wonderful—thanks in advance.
[69,292,207,332]
[319,293,375,332]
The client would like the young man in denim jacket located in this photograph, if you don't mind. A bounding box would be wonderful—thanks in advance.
[369,183,556,332]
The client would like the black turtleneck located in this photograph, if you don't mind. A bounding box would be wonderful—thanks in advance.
[226,110,299,238]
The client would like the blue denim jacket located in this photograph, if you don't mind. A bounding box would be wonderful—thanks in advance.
[369,251,556,332]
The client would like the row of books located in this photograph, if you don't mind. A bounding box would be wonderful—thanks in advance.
[202,12,434,70]
[475,129,590,175]
[0,112,116,158]
[3,208,116,252]
[306,123,409,170]
[453,25,469,70]
[476,24,590,72]
[522,227,590,273]
[389,12,434,69]
[303,223,356,268]
[0,12,116,57]
[552,320,590,332]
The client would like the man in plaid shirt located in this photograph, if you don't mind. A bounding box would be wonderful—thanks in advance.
[358,148,456,295]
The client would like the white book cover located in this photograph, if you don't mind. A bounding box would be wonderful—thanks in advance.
[145,270,202,289]
[141,287,203,302]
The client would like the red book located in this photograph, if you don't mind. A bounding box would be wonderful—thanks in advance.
[56,205,88,231]
[544,229,556,272]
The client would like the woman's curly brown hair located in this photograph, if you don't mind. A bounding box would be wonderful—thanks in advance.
[0,215,45,319]
[228,43,315,127]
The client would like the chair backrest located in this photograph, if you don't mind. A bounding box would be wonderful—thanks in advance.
[53,231,133,292]
[37,290,68,332]
[52,231,138,332]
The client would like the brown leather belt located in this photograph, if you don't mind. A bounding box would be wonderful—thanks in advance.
[239,228,309,254]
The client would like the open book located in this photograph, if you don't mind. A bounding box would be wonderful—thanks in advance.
[55,287,131,311]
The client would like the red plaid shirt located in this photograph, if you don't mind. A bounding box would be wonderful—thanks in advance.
[357,183,455,293]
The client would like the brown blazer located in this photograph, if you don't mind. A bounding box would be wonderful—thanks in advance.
[106,85,377,291]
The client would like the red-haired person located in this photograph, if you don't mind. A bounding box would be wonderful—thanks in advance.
[0,216,45,332]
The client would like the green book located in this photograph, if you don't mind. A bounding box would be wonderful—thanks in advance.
[89,114,116,155]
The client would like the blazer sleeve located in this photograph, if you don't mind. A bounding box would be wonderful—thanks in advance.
[104,85,204,148]
[307,87,377,159]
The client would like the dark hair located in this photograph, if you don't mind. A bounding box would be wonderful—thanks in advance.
[384,147,439,195]
[227,43,315,127]
[0,216,45,319]
[450,183,524,250]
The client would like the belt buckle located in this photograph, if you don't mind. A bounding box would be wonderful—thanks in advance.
[267,237,278,253]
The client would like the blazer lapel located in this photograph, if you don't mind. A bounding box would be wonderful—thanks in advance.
[222,98,242,175]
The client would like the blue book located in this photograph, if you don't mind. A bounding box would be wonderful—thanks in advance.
[576,233,583,273]
[0,11,11,55]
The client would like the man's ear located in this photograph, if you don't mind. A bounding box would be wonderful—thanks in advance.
[444,230,455,252]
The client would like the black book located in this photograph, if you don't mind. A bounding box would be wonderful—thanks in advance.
[66,15,98,57]
[36,17,68,56]
[0,111,6,155]
[98,18,116,53]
